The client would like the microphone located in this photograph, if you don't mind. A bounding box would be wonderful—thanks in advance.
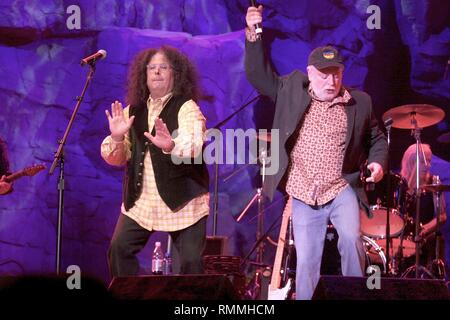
[250,0,262,39]
[80,49,107,66]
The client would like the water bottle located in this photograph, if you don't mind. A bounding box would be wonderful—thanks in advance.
[163,252,172,275]
[151,241,164,275]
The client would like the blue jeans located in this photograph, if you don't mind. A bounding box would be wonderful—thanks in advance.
[292,186,365,300]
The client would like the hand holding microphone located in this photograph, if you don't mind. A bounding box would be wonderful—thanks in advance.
[246,1,263,40]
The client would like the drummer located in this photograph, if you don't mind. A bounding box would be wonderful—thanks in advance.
[399,143,447,266]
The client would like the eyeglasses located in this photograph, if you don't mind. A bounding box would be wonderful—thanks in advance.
[146,63,171,72]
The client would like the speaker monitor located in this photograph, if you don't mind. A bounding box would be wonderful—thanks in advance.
[171,236,229,274]
[108,274,240,300]
[203,236,229,256]
[0,275,110,302]
[312,276,449,300]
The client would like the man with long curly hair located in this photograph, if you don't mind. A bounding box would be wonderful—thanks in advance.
[101,46,209,277]
[0,137,13,195]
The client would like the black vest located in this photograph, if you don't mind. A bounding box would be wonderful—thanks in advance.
[124,95,209,211]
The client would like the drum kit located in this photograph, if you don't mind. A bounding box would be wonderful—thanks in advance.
[359,104,449,279]
[241,103,448,298]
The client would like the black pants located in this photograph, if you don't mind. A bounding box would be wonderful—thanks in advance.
[108,214,207,277]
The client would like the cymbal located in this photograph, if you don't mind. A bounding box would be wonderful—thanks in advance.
[437,132,450,144]
[421,184,450,192]
[257,132,271,142]
[382,104,445,129]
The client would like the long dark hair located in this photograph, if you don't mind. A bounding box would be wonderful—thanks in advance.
[126,46,200,106]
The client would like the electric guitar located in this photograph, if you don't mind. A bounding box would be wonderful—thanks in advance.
[268,196,293,300]
[4,164,46,182]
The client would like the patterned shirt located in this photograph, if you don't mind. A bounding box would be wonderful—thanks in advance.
[286,87,352,205]
[101,93,209,232]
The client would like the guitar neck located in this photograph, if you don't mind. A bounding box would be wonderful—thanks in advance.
[269,196,292,291]
[6,171,26,182]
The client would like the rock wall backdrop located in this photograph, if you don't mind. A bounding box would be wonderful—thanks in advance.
[0,0,449,284]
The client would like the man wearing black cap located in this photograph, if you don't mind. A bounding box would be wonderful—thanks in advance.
[245,6,388,299]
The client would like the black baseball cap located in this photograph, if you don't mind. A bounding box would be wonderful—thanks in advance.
[308,45,344,69]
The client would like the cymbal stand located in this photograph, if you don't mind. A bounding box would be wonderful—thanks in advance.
[429,175,446,279]
[384,117,393,275]
[401,114,434,278]
[237,148,268,299]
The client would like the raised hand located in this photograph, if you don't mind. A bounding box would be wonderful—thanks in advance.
[246,5,263,30]
[105,101,135,141]
[144,117,175,152]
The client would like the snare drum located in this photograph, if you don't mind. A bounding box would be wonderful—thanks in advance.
[360,206,405,239]
[362,235,387,274]
[375,237,416,259]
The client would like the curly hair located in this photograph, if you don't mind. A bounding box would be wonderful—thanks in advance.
[126,46,201,106]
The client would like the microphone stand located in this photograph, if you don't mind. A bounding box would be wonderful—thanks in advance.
[210,94,261,236]
[236,148,268,263]
[49,63,97,275]
[240,195,287,267]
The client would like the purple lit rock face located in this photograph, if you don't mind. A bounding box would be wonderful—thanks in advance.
[0,1,449,285]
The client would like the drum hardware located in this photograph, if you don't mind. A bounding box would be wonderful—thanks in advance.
[237,148,269,262]
[418,180,449,279]
[362,235,387,274]
[360,206,405,239]
[210,94,261,237]
[382,104,446,278]
[360,115,397,275]
[383,117,393,274]
[237,147,273,299]
[322,226,388,275]
[383,103,445,279]
[382,104,445,130]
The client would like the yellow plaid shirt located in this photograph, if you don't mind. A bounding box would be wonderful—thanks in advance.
[101,93,210,232]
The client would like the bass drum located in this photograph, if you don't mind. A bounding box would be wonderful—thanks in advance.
[321,226,387,275]
[360,206,405,239]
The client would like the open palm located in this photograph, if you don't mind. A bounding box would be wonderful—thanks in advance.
[105,101,135,140]
[144,118,174,152]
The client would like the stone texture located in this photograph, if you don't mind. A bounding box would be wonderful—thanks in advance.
[0,0,449,285]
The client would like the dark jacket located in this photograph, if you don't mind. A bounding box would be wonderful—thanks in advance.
[124,95,209,212]
[245,39,388,213]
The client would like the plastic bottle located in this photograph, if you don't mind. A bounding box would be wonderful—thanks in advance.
[163,251,172,275]
[151,241,164,275]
